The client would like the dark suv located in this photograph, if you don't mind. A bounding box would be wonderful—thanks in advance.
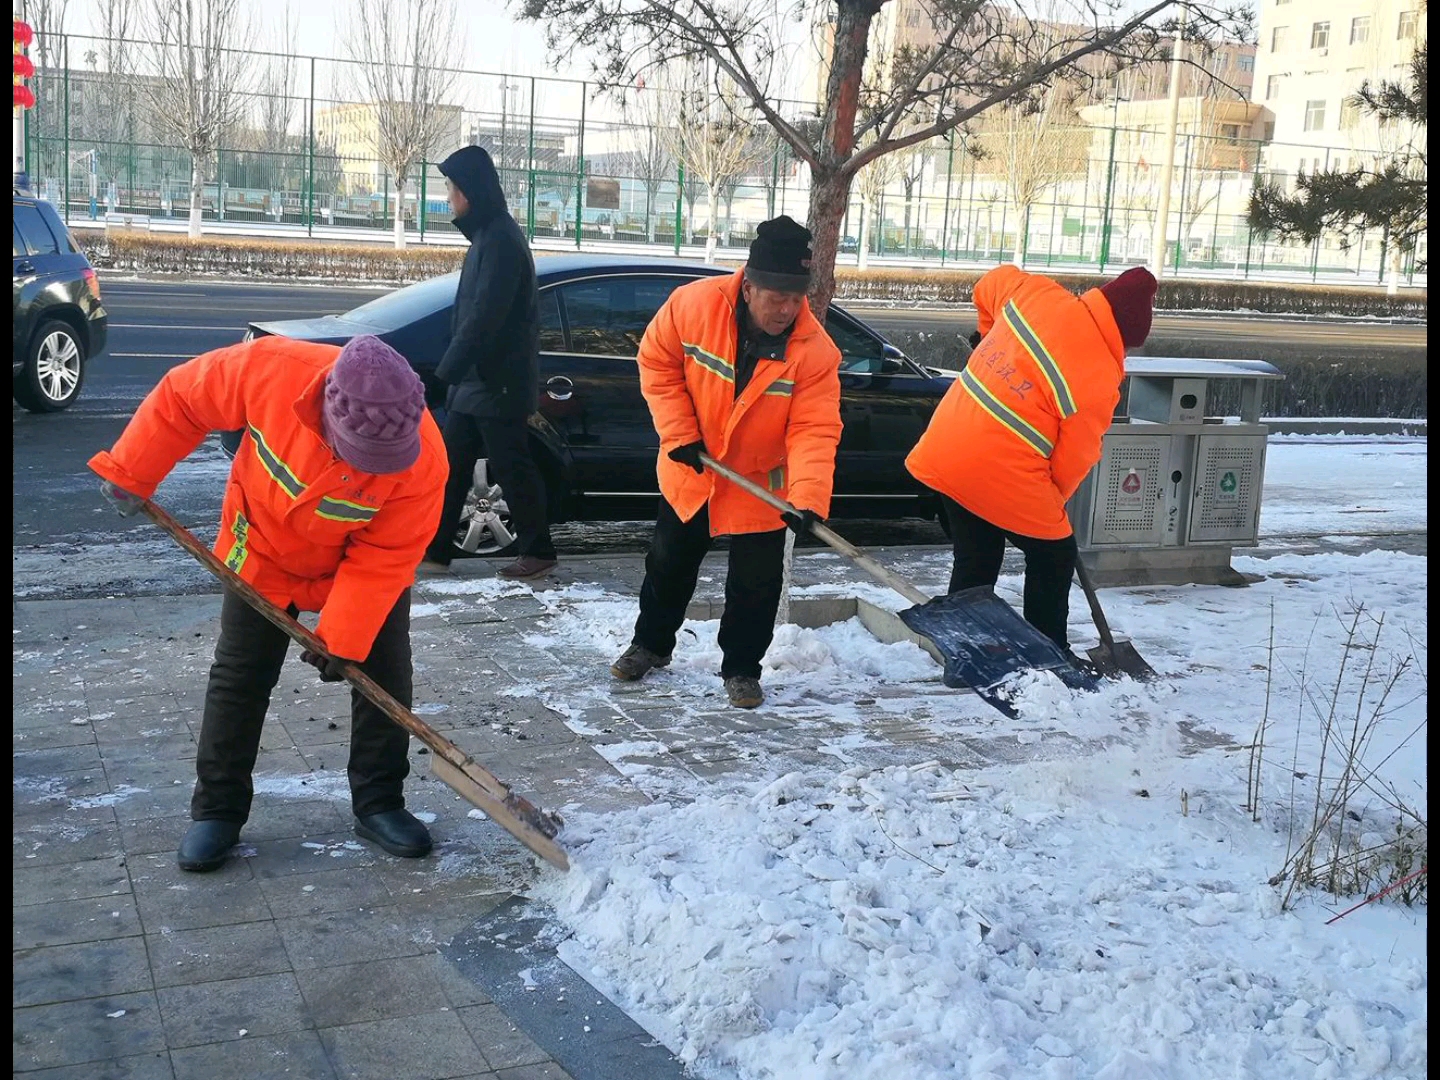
[12,191,108,412]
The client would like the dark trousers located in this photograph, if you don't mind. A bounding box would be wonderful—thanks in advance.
[633,499,788,679]
[943,497,1077,649]
[428,410,555,563]
[191,588,414,822]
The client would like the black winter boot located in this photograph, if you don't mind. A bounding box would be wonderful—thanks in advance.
[177,820,243,872]
[354,809,433,858]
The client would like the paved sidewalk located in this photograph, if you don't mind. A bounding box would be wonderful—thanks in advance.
[7,542,1346,1079]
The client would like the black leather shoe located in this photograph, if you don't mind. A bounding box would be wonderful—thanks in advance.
[177,819,242,872]
[354,809,433,858]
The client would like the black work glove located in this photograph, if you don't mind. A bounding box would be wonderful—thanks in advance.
[668,440,706,475]
[782,508,824,536]
[968,330,984,349]
[299,649,349,683]
[100,480,145,518]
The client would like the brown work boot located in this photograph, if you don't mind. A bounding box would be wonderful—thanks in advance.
[725,676,764,709]
[498,555,557,581]
[611,644,670,681]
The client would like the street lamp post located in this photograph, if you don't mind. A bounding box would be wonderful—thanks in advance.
[1098,90,1126,272]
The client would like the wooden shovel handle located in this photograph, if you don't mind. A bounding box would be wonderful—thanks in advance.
[1073,555,1118,651]
[698,453,932,607]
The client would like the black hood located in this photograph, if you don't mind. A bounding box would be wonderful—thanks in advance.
[438,145,507,227]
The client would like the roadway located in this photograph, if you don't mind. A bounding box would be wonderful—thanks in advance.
[12,277,1428,585]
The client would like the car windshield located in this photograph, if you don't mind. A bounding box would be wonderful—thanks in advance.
[344,272,460,329]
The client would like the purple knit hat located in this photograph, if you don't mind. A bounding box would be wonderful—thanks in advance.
[322,336,426,474]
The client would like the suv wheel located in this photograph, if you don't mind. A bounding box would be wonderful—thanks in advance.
[15,319,86,413]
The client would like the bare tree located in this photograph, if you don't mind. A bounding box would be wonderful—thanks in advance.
[519,0,1251,316]
[853,151,898,270]
[343,0,463,249]
[141,0,254,238]
[976,87,1089,265]
[620,83,674,242]
[80,0,141,191]
[658,61,769,262]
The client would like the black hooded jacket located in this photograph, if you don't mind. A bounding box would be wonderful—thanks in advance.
[434,146,539,419]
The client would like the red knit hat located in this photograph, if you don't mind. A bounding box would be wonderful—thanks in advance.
[1099,266,1159,348]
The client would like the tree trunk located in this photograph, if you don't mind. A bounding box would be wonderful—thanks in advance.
[806,166,854,322]
[188,156,204,239]
[393,174,407,250]
[704,182,719,263]
[1013,204,1030,266]
[645,186,655,242]
[856,192,871,272]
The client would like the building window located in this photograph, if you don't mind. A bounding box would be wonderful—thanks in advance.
[1263,121,1276,141]
[1238,54,1256,72]
[1304,99,1327,131]
[1266,74,1284,99]
[1220,123,1243,141]
[1397,10,1417,38]
[1340,100,1362,128]
[1311,21,1330,49]
[1350,16,1371,44]
[1271,26,1289,51]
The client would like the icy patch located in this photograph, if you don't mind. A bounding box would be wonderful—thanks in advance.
[253,771,351,802]
[71,784,153,809]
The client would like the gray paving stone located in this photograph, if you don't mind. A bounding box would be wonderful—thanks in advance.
[495,1065,575,1080]
[242,799,358,844]
[168,1029,337,1080]
[294,955,452,1028]
[12,892,144,950]
[423,952,494,1009]
[12,1050,176,1080]
[275,906,430,971]
[119,813,193,857]
[14,936,155,1007]
[12,723,100,751]
[98,735,200,767]
[14,806,124,866]
[12,992,167,1072]
[243,832,382,878]
[148,920,292,989]
[456,1005,551,1070]
[156,972,311,1048]
[257,866,394,918]
[13,769,113,814]
[129,854,274,933]
[108,781,198,821]
[14,855,132,905]
[14,742,107,775]
[320,1011,488,1080]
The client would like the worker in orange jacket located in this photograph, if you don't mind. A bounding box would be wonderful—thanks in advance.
[906,265,1158,652]
[89,336,447,872]
[611,216,843,709]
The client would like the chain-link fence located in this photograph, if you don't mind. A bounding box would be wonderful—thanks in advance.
[18,32,1426,286]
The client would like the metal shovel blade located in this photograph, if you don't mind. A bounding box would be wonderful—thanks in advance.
[899,587,1099,717]
[1085,638,1159,683]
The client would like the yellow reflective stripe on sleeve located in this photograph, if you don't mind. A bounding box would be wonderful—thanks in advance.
[1002,301,1077,418]
[763,378,795,397]
[247,424,305,498]
[315,497,378,523]
[683,343,735,384]
[767,466,786,491]
[959,368,1055,457]
[223,512,250,572]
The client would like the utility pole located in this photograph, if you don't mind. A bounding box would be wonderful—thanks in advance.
[1098,88,1126,271]
[1150,19,1186,275]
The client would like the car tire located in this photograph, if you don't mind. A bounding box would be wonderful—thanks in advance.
[14,319,86,413]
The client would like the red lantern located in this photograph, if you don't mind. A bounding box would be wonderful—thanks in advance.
[14,52,33,79]
[13,19,34,48]
[14,18,35,111]
[14,83,35,109]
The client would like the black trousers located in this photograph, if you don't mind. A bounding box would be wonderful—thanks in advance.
[428,410,556,563]
[633,499,788,679]
[191,588,414,822]
[943,497,1077,649]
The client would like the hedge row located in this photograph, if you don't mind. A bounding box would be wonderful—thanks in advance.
[86,230,1426,318]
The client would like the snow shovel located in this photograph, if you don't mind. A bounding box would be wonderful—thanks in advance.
[699,454,1097,717]
[1073,556,1157,682]
[136,497,569,871]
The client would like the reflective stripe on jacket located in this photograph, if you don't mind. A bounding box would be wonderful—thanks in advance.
[638,270,843,535]
[905,265,1125,540]
[88,338,447,660]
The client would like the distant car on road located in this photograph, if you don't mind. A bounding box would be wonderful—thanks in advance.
[236,255,955,556]
[12,190,108,412]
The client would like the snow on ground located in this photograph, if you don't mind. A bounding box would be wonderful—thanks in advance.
[505,439,1428,1080]
[1261,437,1426,537]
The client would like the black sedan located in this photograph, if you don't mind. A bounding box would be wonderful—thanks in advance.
[241,255,957,555]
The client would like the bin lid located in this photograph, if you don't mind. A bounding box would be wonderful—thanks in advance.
[1125,357,1284,381]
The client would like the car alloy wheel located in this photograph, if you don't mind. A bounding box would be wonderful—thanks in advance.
[15,319,86,413]
[452,459,517,556]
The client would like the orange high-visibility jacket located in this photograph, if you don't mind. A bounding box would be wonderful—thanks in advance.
[638,270,843,535]
[906,265,1126,539]
[88,338,447,661]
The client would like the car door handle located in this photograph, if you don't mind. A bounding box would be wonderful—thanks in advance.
[16,260,36,275]
[545,376,574,402]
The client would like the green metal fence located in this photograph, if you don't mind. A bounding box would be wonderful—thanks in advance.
[20,32,1426,286]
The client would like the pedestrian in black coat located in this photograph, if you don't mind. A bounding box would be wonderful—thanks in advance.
[421,145,558,580]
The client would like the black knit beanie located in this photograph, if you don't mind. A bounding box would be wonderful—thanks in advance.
[745,215,813,294]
